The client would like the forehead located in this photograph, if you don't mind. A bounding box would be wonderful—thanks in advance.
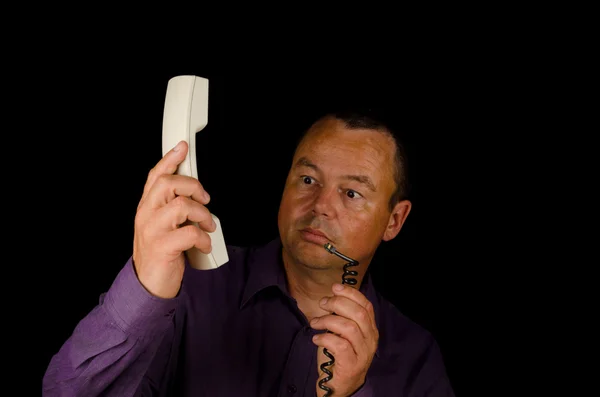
[297,118,394,159]
[294,118,396,183]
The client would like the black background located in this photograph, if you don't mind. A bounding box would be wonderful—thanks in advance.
[30,55,508,396]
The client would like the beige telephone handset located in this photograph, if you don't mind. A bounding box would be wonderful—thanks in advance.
[161,75,229,270]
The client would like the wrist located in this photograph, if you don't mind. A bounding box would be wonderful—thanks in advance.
[105,258,180,336]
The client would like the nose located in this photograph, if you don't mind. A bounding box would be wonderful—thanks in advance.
[312,186,336,218]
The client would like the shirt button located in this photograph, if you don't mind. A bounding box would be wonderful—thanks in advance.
[164,309,175,317]
[287,384,297,394]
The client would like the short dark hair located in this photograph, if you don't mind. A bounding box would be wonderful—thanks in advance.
[297,108,411,211]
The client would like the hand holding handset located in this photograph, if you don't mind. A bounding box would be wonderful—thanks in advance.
[162,75,229,270]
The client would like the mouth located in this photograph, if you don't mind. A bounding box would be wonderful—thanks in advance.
[299,228,330,245]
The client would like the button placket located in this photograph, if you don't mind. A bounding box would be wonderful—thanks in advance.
[278,326,317,396]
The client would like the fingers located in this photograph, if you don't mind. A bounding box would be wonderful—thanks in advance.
[158,223,213,254]
[310,284,379,359]
[333,283,377,332]
[332,283,372,311]
[311,313,370,361]
[143,173,210,211]
[142,140,189,203]
[317,284,377,338]
[140,140,210,210]
[313,332,358,365]
[153,195,216,233]
[141,195,216,255]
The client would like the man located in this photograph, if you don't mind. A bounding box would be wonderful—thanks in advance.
[43,110,454,396]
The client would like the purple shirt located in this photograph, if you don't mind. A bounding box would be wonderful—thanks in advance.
[43,238,454,396]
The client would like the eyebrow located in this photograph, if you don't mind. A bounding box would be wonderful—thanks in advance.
[294,156,377,192]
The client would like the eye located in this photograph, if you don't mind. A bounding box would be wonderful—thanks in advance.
[346,190,362,199]
[302,176,315,184]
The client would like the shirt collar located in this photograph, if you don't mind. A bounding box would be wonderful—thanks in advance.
[239,237,288,309]
[240,237,381,358]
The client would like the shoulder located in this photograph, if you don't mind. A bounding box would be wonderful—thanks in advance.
[374,290,436,354]
[180,239,277,295]
[368,288,455,391]
[372,288,449,371]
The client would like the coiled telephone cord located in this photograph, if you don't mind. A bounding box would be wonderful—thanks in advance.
[318,242,359,396]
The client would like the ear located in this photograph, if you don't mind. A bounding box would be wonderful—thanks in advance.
[382,199,412,241]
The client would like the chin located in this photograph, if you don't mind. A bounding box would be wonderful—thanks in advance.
[286,240,332,269]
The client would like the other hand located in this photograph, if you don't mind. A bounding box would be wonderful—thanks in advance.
[311,283,379,396]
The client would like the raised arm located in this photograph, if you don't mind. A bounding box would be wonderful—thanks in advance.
[43,141,215,396]
[42,259,179,396]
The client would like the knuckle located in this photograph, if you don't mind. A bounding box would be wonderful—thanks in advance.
[156,173,169,186]
[191,225,204,241]
[328,296,338,309]
[346,321,360,336]
[134,216,143,231]
[199,202,210,215]
[184,222,201,237]
[134,212,149,230]
[339,340,351,352]
[183,224,201,242]
[356,308,367,322]
[172,195,188,208]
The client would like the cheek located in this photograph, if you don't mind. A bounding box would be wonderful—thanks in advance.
[279,187,310,224]
[338,213,364,239]
[340,210,387,245]
[282,183,314,208]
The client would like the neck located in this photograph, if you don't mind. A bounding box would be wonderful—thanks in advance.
[282,248,368,322]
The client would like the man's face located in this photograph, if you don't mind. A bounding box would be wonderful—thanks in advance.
[277,118,404,270]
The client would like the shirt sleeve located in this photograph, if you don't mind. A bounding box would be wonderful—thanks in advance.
[410,337,456,397]
[351,336,455,397]
[42,258,181,397]
[348,377,374,396]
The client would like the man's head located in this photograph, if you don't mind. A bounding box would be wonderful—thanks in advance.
[277,110,412,272]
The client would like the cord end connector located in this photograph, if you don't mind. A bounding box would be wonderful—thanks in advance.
[324,242,336,254]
